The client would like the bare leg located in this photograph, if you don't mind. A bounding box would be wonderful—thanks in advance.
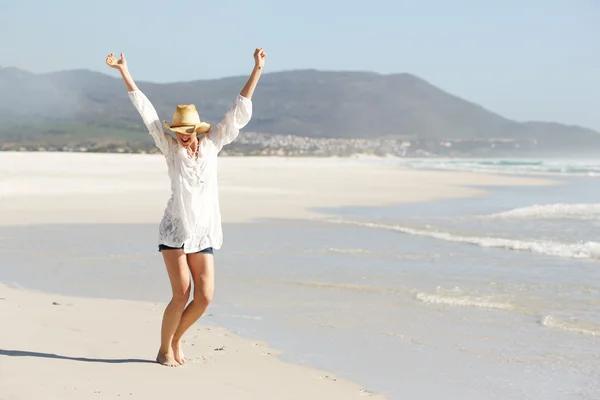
[172,252,214,364]
[157,249,191,367]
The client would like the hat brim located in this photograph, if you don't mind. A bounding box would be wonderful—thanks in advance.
[163,121,211,135]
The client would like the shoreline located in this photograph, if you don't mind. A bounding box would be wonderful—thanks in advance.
[0,282,385,399]
[0,152,564,399]
[2,211,598,399]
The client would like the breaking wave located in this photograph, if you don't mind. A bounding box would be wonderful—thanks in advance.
[326,218,600,260]
[415,289,514,311]
[485,203,600,220]
[540,315,600,336]
[397,158,600,176]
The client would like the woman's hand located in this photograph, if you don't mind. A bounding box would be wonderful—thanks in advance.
[106,53,127,71]
[107,52,137,92]
[254,48,266,69]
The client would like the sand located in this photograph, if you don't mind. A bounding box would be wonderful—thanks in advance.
[0,152,556,399]
[0,152,555,226]
[0,282,383,400]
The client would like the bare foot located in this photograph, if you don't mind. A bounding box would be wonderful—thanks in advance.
[156,350,179,367]
[173,340,188,365]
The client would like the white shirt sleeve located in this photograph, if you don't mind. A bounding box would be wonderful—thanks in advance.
[128,90,177,155]
[209,95,253,152]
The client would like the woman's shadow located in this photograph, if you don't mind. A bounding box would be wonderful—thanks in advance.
[0,349,154,364]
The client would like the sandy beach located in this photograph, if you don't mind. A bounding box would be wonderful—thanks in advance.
[0,152,554,226]
[0,152,560,399]
[0,282,384,400]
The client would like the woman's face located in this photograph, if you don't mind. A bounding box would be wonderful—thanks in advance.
[175,132,196,148]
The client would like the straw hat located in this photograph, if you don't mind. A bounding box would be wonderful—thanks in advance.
[163,104,211,135]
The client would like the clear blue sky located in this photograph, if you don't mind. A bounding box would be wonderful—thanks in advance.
[2,0,599,130]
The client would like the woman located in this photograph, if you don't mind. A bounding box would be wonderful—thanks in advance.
[106,48,266,367]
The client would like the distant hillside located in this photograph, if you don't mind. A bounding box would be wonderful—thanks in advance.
[0,67,598,150]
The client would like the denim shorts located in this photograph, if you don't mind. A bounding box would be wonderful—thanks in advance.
[158,244,214,255]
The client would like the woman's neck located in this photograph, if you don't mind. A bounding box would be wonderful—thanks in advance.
[185,139,199,159]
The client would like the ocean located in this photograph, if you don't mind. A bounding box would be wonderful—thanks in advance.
[1,157,599,399]
[395,157,600,177]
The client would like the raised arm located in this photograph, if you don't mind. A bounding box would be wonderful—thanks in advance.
[240,48,266,99]
[105,53,175,155]
[209,48,266,151]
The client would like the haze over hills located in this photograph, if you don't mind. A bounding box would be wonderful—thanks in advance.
[0,66,598,153]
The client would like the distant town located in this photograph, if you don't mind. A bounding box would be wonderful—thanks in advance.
[0,132,540,157]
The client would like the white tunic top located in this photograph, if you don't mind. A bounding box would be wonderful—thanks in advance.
[128,90,252,253]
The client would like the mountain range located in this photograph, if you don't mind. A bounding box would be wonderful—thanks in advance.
[0,66,598,150]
